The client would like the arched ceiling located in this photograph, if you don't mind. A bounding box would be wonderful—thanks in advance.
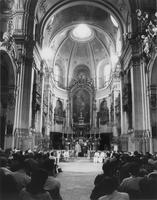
[42,5,120,47]
[49,24,117,80]
[35,0,131,89]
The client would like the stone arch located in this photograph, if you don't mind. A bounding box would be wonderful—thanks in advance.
[0,50,16,149]
[149,57,157,138]
[35,0,129,47]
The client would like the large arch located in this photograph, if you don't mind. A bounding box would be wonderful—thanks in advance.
[149,57,157,151]
[36,0,127,45]
[0,50,16,149]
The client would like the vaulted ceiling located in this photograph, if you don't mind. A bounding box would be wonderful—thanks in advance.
[36,1,126,89]
[32,0,156,89]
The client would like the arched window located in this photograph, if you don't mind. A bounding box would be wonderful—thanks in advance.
[103,64,111,87]
[98,60,111,89]
[54,64,64,88]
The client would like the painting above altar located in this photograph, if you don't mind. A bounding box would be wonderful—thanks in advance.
[73,89,90,124]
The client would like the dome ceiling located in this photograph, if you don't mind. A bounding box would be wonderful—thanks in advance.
[40,4,122,89]
[43,5,119,47]
[52,25,113,80]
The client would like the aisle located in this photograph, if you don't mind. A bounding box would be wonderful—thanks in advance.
[57,158,102,200]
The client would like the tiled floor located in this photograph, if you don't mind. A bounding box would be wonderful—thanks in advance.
[58,158,102,200]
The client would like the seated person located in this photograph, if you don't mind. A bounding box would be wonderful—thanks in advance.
[0,169,19,200]
[19,168,52,200]
[94,160,115,186]
[90,160,116,200]
[98,177,129,200]
[0,156,12,175]
[119,162,143,198]
[10,156,31,192]
[42,158,63,200]
[139,171,157,198]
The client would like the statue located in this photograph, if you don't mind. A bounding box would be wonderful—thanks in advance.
[99,99,109,125]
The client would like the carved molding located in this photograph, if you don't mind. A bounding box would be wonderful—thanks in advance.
[69,77,95,93]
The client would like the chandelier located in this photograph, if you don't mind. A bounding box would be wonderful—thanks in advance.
[136,9,157,58]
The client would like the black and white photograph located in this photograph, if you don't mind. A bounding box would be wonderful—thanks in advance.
[0,0,157,200]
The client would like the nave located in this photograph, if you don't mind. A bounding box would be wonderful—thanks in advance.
[1,0,157,154]
[58,158,102,200]
[1,149,157,200]
[0,0,157,199]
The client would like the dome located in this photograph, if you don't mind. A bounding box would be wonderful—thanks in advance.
[42,5,122,90]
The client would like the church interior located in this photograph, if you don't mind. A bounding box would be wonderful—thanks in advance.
[0,0,157,154]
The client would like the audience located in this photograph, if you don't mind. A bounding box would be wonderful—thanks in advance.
[1,148,157,200]
[10,155,31,192]
[19,168,52,200]
[91,150,157,200]
[98,177,129,200]
[0,168,19,200]
[42,158,63,200]
[119,162,143,198]
[90,160,117,200]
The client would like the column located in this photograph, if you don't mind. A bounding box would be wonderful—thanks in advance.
[12,51,23,149]
[120,73,124,135]
[146,85,153,153]
[39,60,45,135]
[131,58,145,152]
[47,84,50,136]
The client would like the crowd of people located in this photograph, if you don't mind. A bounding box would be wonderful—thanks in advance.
[90,151,157,200]
[0,148,157,200]
[0,149,63,200]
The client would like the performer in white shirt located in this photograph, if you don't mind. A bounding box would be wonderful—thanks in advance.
[75,142,81,157]
[94,151,99,163]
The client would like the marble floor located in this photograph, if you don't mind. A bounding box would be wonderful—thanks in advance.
[57,158,102,200]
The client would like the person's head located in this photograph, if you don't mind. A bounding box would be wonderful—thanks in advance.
[24,158,39,175]
[102,160,113,176]
[50,151,54,156]
[134,151,139,156]
[41,158,55,175]
[129,162,140,176]
[27,168,48,194]
[148,171,157,181]
[100,177,118,195]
